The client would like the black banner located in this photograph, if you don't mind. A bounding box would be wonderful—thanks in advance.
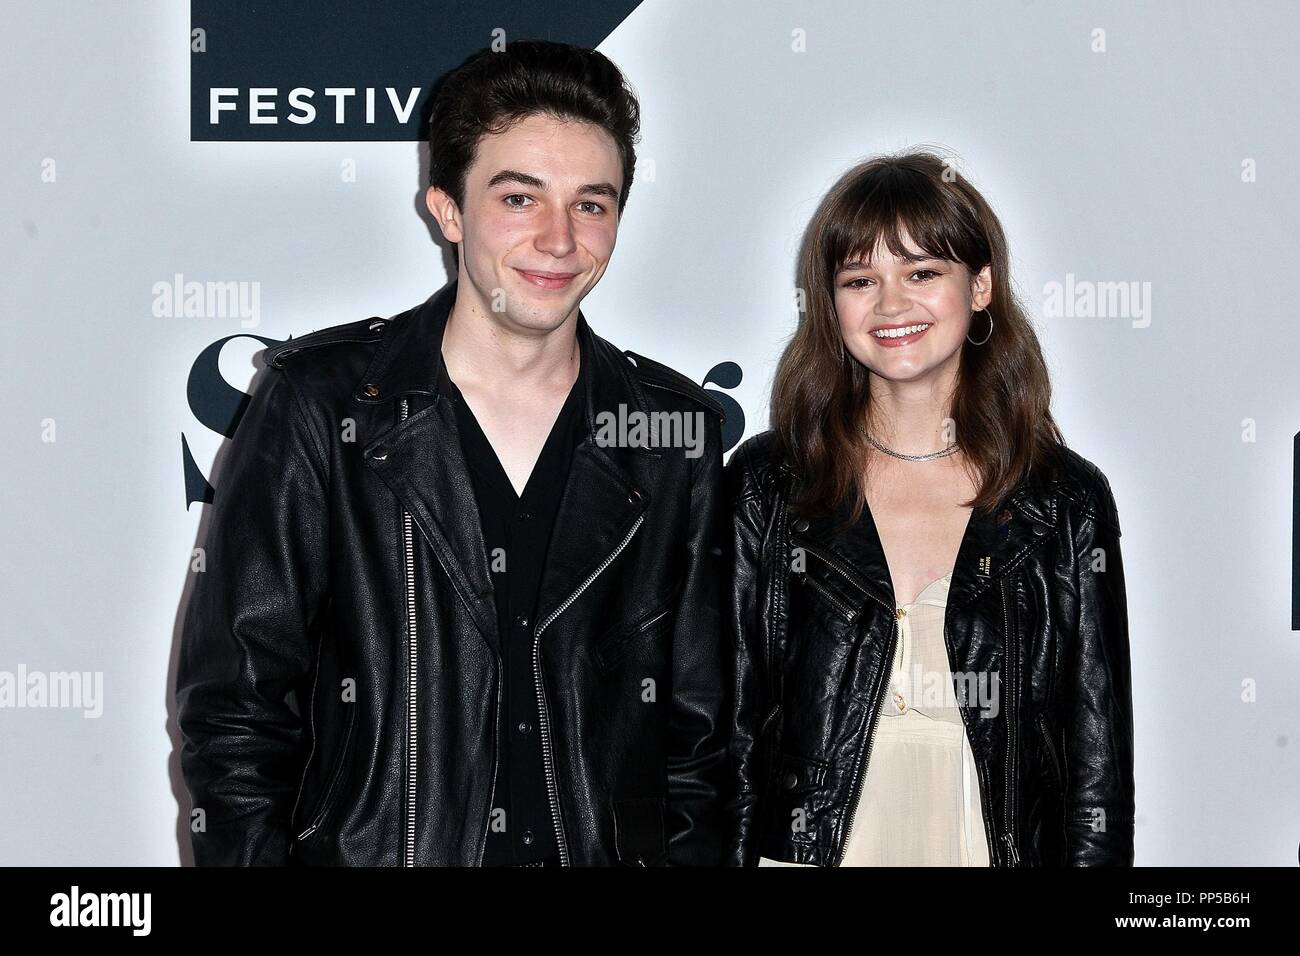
[190,0,643,141]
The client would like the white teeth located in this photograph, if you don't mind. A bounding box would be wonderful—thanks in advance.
[871,323,930,339]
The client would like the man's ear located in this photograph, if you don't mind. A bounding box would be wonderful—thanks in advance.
[426,186,464,243]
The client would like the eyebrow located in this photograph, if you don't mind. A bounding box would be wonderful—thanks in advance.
[485,169,620,201]
[836,254,943,273]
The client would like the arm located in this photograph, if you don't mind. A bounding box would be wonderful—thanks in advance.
[1059,468,1135,865]
[723,441,771,866]
[663,411,730,865]
[176,363,330,866]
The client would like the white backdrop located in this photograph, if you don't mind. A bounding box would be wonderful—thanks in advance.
[2,0,1298,865]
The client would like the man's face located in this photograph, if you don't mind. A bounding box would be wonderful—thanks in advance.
[427,112,623,336]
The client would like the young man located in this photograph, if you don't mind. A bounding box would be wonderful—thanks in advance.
[176,40,730,866]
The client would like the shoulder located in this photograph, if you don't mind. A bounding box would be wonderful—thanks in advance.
[260,309,411,408]
[1050,444,1121,536]
[264,314,392,371]
[621,349,726,423]
[724,430,792,505]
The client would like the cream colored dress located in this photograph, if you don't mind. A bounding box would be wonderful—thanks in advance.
[760,572,991,867]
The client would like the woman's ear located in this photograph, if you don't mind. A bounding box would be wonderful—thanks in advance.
[971,264,993,310]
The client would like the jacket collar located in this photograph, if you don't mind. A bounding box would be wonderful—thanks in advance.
[350,281,454,405]
[790,463,1061,613]
[359,279,657,655]
[352,278,653,442]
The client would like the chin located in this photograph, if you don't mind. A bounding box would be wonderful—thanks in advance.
[504,302,574,332]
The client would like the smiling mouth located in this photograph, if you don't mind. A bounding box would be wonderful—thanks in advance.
[870,322,931,343]
[515,268,578,290]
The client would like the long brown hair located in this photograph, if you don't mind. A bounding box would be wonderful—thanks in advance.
[772,149,1064,522]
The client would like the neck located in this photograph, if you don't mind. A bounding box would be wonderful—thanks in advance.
[441,283,580,394]
[864,369,958,456]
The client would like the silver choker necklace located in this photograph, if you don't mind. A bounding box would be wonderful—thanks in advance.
[864,431,959,462]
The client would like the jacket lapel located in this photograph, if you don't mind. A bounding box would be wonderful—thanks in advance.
[364,402,502,652]
[946,485,1058,611]
[358,281,500,651]
[358,279,659,652]
[533,316,656,634]
[798,471,1059,613]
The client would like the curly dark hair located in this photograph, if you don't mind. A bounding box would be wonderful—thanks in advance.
[427,39,641,215]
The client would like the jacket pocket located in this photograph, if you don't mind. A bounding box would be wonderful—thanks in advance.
[1036,712,1063,791]
[772,751,832,796]
[294,702,358,842]
[801,574,857,622]
[789,540,869,627]
[611,795,669,866]
[593,584,681,672]
[764,752,835,848]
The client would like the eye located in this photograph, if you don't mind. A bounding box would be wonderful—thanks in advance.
[576,201,607,215]
[503,194,534,208]
[911,269,941,281]
[842,276,874,290]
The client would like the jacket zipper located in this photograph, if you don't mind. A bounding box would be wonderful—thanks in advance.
[940,624,999,867]
[833,611,897,866]
[794,532,892,865]
[602,603,674,663]
[803,575,856,620]
[798,541,872,597]
[296,704,356,841]
[478,658,502,865]
[289,604,328,848]
[797,529,1015,866]
[532,512,646,866]
[1001,577,1020,866]
[793,540,866,620]
[400,397,419,867]
[832,584,1005,867]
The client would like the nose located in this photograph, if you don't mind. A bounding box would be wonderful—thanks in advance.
[534,204,577,259]
[875,278,911,318]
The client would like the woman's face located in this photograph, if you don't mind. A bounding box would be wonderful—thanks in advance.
[834,232,992,384]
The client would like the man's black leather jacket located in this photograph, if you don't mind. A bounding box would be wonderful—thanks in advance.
[176,281,730,866]
[724,430,1135,866]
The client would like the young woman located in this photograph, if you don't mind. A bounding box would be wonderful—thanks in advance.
[726,150,1134,866]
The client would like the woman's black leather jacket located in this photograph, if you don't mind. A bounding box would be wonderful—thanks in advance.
[724,430,1135,866]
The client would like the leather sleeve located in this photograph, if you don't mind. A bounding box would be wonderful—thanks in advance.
[176,364,330,866]
[1059,468,1136,865]
[663,411,731,865]
[723,440,770,866]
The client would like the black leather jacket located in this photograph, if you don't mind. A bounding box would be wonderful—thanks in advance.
[725,430,1135,866]
[176,281,730,866]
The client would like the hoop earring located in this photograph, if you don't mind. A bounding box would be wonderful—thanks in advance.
[966,307,994,346]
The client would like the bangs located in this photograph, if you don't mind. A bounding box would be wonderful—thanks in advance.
[820,161,988,279]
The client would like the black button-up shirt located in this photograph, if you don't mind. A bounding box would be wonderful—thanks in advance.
[439,342,587,866]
